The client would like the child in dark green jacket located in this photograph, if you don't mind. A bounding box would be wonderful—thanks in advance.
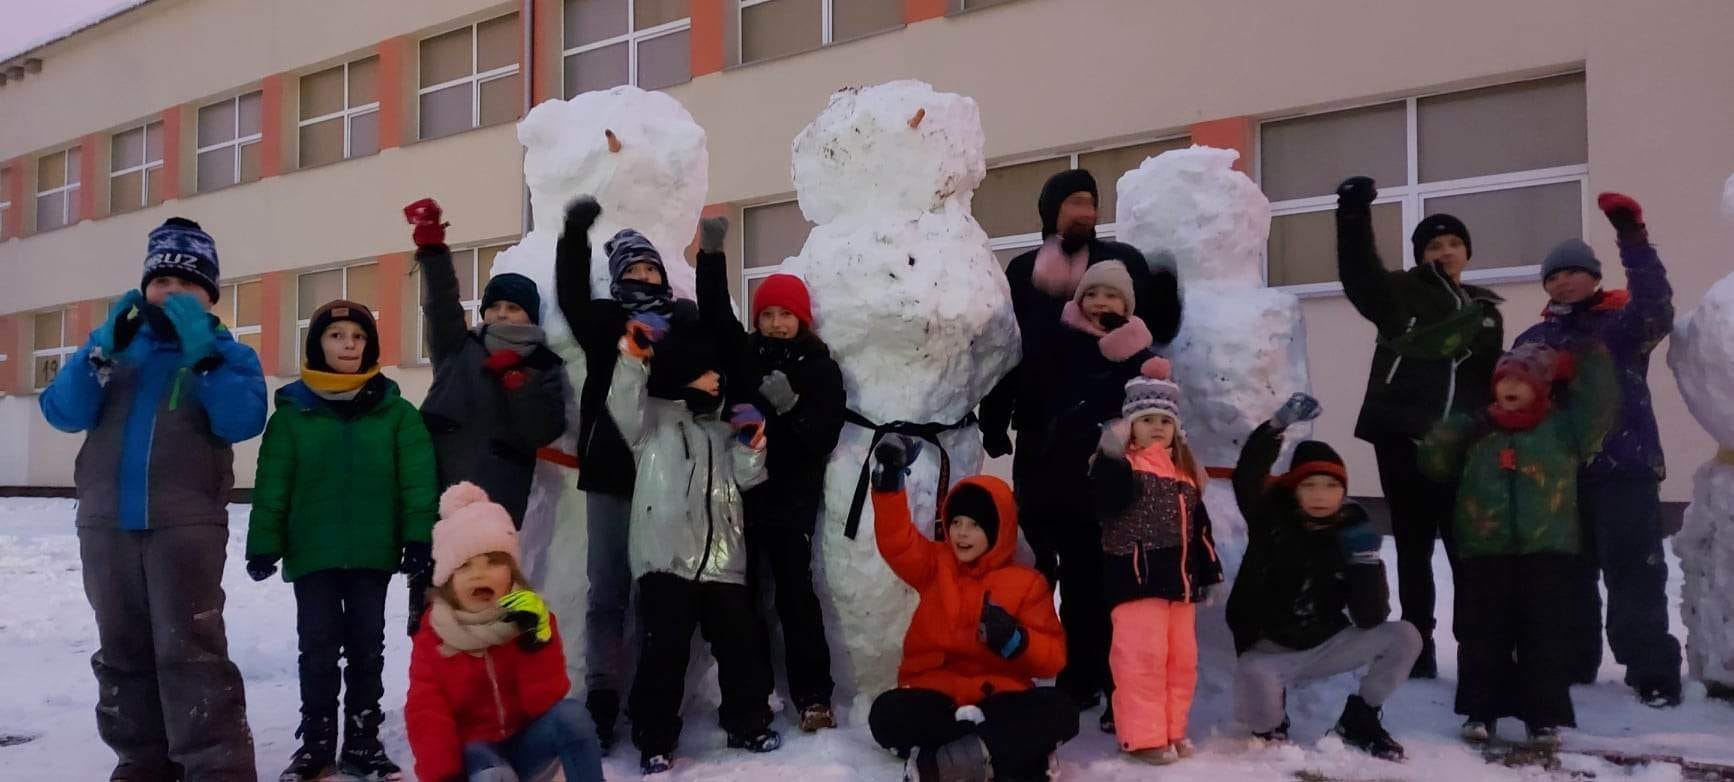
[246,300,440,782]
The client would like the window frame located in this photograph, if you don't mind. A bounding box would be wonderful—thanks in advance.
[417,17,523,140]
[737,0,902,63]
[979,134,1190,262]
[31,307,74,392]
[35,148,81,231]
[216,280,265,355]
[195,92,264,192]
[297,59,383,167]
[295,263,381,365]
[561,0,693,95]
[109,120,165,213]
[1258,73,1588,298]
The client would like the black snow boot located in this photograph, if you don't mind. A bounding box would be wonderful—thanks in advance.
[1409,636,1438,680]
[280,717,338,782]
[1334,695,1405,762]
[588,688,621,754]
[339,734,402,781]
[726,727,783,753]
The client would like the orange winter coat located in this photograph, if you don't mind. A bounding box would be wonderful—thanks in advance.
[873,475,1067,705]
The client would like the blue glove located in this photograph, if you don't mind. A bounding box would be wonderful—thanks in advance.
[92,290,144,358]
[163,293,217,368]
[1271,392,1322,430]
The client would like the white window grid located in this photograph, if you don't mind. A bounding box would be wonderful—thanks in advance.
[738,0,864,54]
[982,136,1190,257]
[197,94,263,190]
[295,265,380,365]
[110,121,164,212]
[563,3,691,92]
[36,148,80,230]
[298,61,381,163]
[414,245,498,363]
[1258,85,1588,299]
[418,21,522,138]
[32,308,73,391]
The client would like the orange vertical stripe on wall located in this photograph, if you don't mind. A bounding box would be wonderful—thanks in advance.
[78,135,100,222]
[690,0,724,77]
[1188,117,1255,173]
[375,252,409,367]
[904,0,949,23]
[158,108,182,201]
[378,36,409,150]
[260,74,285,178]
[259,271,285,376]
[531,0,562,104]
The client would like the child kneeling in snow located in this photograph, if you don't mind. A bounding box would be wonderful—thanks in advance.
[608,306,781,775]
[405,483,604,782]
[1089,377,1222,764]
[1421,343,1616,748]
[866,436,1077,782]
[1227,393,1419,761]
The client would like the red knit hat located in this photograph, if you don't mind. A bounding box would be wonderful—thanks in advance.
[751,274,813,329]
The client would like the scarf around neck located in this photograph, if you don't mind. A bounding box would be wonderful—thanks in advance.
[428,600,523,657]
[301,365,382,401]
[481,322,546,357]
[1030,236,1091,298]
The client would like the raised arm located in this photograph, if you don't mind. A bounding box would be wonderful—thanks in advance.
[555,197,602,343]
[1598,193,1675,348]
[870,437,940,590]
[405,199,470,367]
[1335,177,1400,330]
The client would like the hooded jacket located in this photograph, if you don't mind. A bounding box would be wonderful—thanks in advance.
[872,476,1067,705]
[1090,443,1223,607]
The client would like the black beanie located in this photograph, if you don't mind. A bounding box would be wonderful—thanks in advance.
[304,299,380,372]
[481,273,542,325]
[1280,440,1348,489]
[1411,214,1472,264]
[945,483,1000,548]
[1038,169,1099,236]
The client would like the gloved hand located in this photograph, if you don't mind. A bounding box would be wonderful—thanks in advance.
[500,589,552,649]
[483,349,529,391]
[982,428,1014,459]
[871,435,923,493]
[399,541,432,578]
[978,594,1028,659]
[403,198,447,247]
[1271,392,1322,430]
[163,293,217,368]
[699,216,730,254]
[621,311,670,360]
[1336,176,1378,209]
[1597,191,1645,235]
[92,290,144,359]
[758,370,799,415]
[563,196,602,235]
[1097,419,1129,460]
[728,404,767,449]
[246,555,279,582]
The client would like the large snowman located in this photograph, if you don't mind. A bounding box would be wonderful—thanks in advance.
[490,86,710,688]
[1666,172,1734,697]
[780,80,1021,714]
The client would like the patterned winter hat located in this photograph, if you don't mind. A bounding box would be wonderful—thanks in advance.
[431,482,520,587]
[605,228,667,283]
[142,217,220,302]
[1493,342,1571,392]
[1122,376,1181,426]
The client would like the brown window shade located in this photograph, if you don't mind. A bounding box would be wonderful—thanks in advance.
[346,264,380,309]
[36,192,67,230]
[421,27,474,87]
[34,311,63,350]
[479,74,522,127]
[565,0,628,48]
[216,290,237,327]
[299,269,344,318]
[197,149,233,192]
[742,0,821,64]
[66,147,81,184]
[1422,181,1581,271]
[239,142,261,183]
[238,92,262,137]
[349,111,381,158]
[1260,102,1405,202]
[38,152,66,190]
[236,281,264,326]
[976,157,1070,238]
[832,0,901,42]
[1418,73,1586,183]
[299,117,345,168]
[238,332,264,356]
[635,0,690,30]
[636,29,690,90]
[564,44,629,97]
[1267,202,1403,287]
[146,166,165,207]
[112,127,145,171]
[744,201,813,269]
[420,83,472,139]
[300,65,346,120]
[477,14,521,72]
[1080,137,1191,220]
[348,56,380,106]
[145,122,164,162]
[453,250,479,301]
[198,101,236,145]
[111,171,144,213]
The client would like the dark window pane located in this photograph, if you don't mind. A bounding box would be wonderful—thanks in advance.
[348,56,380,106]
[742,0,821,64]
[349,110,380,158]
[1266,202,1403,286]
[635,0,690,29]
[1260,102,1406,202]
[743,201,812,268]
[1422,181,1582,271]
[421,27,473,87]
[477,13,521,72]
[239,141,261,183]
[299,117,345,168]
[197,148,235,192]
[110,170,144,213]
[636,29,690,91]
[1079,138,1192,220]
[1418,73,1587,183]
[976,157,1070,238]
[300,65,345,120]
[112,127,145,171]
[565,0,628,48]
[479,73,522,127]
[198,100,235,145]
[145,121,164,163]
[146,166,165,207]
[563,43,629,97]
[238,91,263,137]
[832,0,901,42]
[420,83,473,139]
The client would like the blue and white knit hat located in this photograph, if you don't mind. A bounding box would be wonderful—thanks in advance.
[1122,376,1182,426]
[143,217,221,302]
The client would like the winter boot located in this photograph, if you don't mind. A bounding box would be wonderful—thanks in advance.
[908,735,992,782]
[1634,678,1683,709]
[1098,702,1115,734]
[280,717,338,782]
[726,727,783,753]
[1126,745,1179,765]
[799,703,837,732]
[640,753,673,776]
[1461,718,1495,745]
[1409,636,1438,680]
[1525,724,1562,750]
[1173,738,1197,758]
[1333,695,1405,762]
[1252,716,1291,743]
[338,733,402,781]
[588,688,621,754]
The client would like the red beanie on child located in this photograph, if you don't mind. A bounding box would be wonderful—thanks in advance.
[751,274,813,329]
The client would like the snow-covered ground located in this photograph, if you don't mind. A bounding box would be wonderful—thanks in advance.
[3,497,1731,781]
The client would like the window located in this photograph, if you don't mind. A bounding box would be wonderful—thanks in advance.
[738,201,813,318]
[739,0,901,64]
[419,14,523,141]
[110,121,166,214]
[1260,72,1587,293]
[958,0,1018,9]
[414,244,508,360]
[33,308,74,391]
[35,148,81,231]
[197,92,263,193]
[216,281,265,356]
[974,136,1191,266]
[296,263,379,364]
[563,0,692,96]
[299,57,381,168]
[0,167,12,240]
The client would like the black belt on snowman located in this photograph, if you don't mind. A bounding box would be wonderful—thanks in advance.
[841,408,978,540]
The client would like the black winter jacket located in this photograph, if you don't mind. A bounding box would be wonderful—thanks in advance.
[553,215,637,497]
[1090,451,1222,607]
[1225,423,1391,655]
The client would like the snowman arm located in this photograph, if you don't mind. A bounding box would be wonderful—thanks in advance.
[604,352,652,448]
[1336,203,1401,331]
[1233,423,1284,528]
[871,488,940,590]
[416,245,471,367]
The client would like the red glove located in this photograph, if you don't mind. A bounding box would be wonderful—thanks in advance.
[1596,192,1644,234]
[484,349,528,391]
[403,197,448,247]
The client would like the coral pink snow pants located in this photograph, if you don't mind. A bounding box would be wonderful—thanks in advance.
[1109,598,1198,751]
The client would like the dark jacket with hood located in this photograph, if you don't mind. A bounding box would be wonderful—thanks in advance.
[1090,444,1223,607]
[552,210,638,498]
[1226,423,1391,655]
[1337,204,1505,444]
[418,245,567,524]
[696,249,846,533]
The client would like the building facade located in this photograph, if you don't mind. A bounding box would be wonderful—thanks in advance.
[0,0,1730,501]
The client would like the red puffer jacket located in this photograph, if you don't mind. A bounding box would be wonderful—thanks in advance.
[873,475,1066,705]
[405,612,570,782]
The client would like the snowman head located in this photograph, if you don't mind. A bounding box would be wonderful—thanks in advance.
[791,79,985,225]
[1115,146,1271,289]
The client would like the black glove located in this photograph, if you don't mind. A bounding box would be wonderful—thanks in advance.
[699,216,730,254]
[982,429,1013,459]
[871,435,921,492]
[563,196,602,235]
[1336,176,1377,209]
[246,555,279,582]
[978,594,1028,659]
[399,541,432,578]
[406,572,430,637]
[1098,313,1129,331]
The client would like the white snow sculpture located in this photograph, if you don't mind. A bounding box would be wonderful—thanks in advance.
[781,80,1020,714]
[1667,172,1734,695]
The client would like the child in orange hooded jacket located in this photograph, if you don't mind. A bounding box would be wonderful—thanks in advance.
[865,436,1076,782]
